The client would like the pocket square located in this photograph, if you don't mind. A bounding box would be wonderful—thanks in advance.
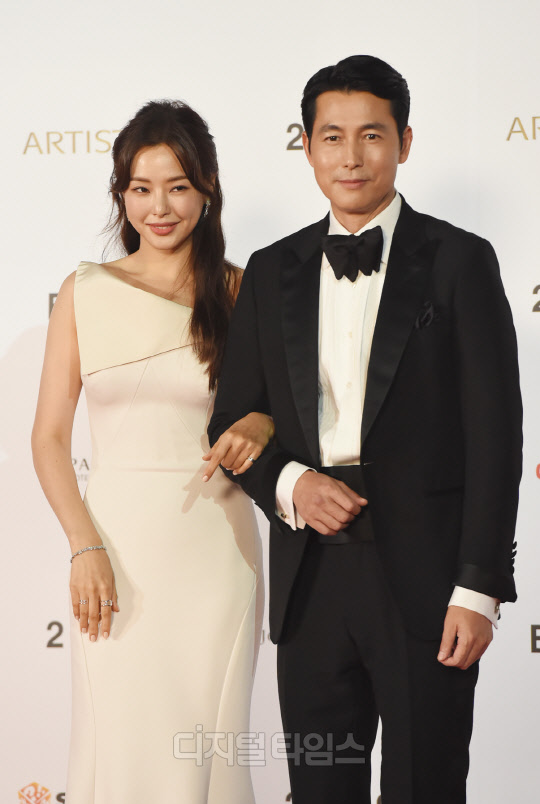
[414,301,438,329]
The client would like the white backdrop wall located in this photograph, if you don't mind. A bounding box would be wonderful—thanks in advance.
[1,1,538,801]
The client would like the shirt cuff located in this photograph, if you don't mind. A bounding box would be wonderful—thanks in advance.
[449,586,500,628]
[275,461,314,530]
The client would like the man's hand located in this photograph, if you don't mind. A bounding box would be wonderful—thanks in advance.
[292,471,367,536]
[437,605,493,669]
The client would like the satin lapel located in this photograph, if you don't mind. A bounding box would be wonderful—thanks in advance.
[281,222,327,468]
[361,204,438,445]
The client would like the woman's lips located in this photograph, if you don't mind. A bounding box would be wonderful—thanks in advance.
[148,222,178,235]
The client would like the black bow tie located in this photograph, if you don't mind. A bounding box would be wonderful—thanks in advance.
[322,225,384,282]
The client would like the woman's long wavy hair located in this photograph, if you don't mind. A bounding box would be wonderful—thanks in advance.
[106,100,237,391]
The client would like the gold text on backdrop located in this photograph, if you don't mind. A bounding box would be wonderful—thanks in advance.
[22,130,120,154]
[506,117,540,140]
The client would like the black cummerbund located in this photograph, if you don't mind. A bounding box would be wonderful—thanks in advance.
[315,465,374,544]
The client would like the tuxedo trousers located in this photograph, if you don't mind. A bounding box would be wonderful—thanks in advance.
[277,539,479,804]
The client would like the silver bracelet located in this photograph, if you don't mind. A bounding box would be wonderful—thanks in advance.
[70,545,107,563]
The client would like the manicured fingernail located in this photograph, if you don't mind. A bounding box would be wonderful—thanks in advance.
[437,652,444,660]
[202,475,208,482]
[75,615,80,621]
[82,628,87,633]
[232,471,238,475]
[103,632,109,639]
[90,635,96,642]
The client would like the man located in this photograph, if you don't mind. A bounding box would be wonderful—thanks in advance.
[208,55,521,804]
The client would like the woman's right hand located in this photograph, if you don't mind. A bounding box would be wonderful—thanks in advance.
[70,549,120,641]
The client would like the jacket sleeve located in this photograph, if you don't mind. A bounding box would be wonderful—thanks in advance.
[208,255,298,528]
[452,237,522,601]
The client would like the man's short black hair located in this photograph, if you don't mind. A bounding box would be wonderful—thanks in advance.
[301,55,410,146]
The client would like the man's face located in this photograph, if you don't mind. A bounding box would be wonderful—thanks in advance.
[303,90,412,231]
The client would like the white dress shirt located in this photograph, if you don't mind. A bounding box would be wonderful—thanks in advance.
[275,192,499,626]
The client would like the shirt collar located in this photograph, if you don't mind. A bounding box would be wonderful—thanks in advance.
[328,191,402,267]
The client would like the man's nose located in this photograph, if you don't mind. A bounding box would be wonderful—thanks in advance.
[344,140,364,168]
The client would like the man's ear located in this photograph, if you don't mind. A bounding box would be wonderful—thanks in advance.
[302,130,314,167]
[399,126,413,164]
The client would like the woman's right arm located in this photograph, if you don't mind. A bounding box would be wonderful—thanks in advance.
[31,272,118,641]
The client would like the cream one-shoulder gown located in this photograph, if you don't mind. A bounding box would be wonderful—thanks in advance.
[66,261,262,804]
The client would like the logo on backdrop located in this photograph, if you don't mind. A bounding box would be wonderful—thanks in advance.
[18,783,51,803]
[23,130,120,154]
[531,626,540,653]
[506,117,540,140]
[46,621,64,649]
[286,124,303,151]
[17,784,65,803]
[73,456,90,484]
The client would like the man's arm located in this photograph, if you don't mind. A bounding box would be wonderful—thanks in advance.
[209,256,367,534]
[452,237,522,598]
[208,256,298,525]
[438,236,522,668]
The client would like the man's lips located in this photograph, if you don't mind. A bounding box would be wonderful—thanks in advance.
[338,178,368,187]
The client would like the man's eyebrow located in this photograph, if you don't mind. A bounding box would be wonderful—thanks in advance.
[359,122,387,131]
[317,123,344,135]
[316,122,388,135]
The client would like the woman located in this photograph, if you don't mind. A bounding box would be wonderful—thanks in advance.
[32,100,273,803]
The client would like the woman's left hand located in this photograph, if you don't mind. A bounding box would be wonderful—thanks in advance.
[202,412,274,481]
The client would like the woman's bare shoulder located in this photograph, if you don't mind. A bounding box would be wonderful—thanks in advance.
[55,271,77,307]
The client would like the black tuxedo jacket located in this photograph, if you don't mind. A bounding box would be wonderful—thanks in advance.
[209,199,522,642]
